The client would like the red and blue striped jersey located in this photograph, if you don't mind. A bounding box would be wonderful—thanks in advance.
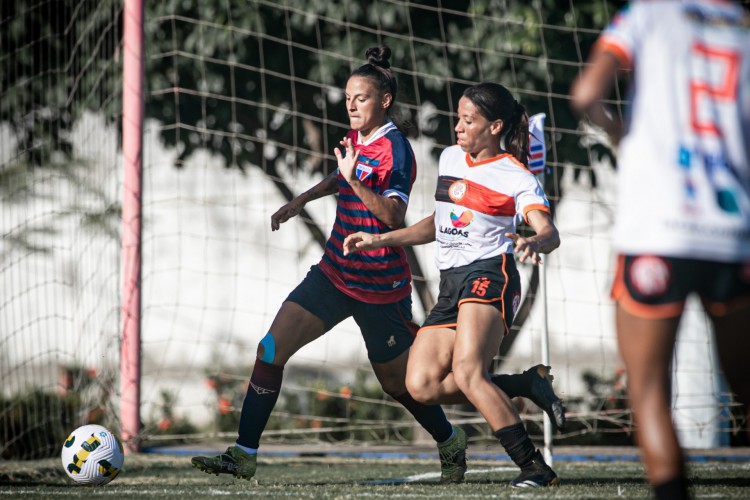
[318,122,417,304]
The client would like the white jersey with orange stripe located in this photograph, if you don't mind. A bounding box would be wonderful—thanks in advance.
[433,145,551,271]
[597,0,750,262]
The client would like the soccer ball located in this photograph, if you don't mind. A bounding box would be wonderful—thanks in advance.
[61,424,124,485]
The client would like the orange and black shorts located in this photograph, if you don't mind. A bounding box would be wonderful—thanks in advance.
[611,254,750,319]
[421,254,521,335]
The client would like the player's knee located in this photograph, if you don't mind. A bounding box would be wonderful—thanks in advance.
[379,378,406,399]
[256,332,277,364]
[374,366,407,397]
[451,361,479,396]
[405,371,438,404]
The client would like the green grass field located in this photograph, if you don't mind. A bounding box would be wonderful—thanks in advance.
[2,452,749,499]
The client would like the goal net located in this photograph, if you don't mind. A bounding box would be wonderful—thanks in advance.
[1,0,123,458]
[1,0,744,457]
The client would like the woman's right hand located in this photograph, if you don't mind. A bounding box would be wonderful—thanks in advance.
[271,197,306,231]
[343,231,380,255]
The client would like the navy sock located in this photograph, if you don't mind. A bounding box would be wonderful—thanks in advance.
[394,392,453,443]
[654,476,690,500]
[494,422,536,468]
[236,360,284,449]
[490,373,529,399]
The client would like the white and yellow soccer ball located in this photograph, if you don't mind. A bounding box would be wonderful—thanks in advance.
[61,424,124,485]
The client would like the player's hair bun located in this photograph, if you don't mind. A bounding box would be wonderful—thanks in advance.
[366,46,391,69]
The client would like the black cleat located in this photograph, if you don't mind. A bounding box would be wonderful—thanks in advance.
[511,450,560,488]
[526,365,566,432]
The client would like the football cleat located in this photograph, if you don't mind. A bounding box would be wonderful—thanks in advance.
[510,450,560,488]
[191,446,257,480]
[525,365,567,432]
[437,425,468,484]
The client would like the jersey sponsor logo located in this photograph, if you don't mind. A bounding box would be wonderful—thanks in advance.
[448,179,468,202]
[628,256,671,297]
[392,279,405,288]
[439,225,469,237]
[450,209,473,228]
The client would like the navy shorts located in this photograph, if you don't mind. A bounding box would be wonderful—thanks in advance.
[285,265,417,363]
[422,254,521,335]
[611,254,750,318]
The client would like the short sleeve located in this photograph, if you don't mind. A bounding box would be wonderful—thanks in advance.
[381,132,415,204]
[594,4,639,69]
[515,173,551,224]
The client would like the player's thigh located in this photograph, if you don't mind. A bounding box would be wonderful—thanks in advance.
[268,266,354,364]
[370,349,410,396]
[407,327,455,386]
[615,303,680,391]
[454,302,504,373]
[265,301,327,365]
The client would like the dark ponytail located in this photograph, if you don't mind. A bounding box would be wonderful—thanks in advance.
[463,83,530,166]
[349,46,398,110]
[505,100,530,167]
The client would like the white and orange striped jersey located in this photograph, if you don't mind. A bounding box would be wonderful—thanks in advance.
[596,0,750,262]
[433,145,551,270]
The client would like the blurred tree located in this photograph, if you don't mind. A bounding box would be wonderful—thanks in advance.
[1,0,121,168]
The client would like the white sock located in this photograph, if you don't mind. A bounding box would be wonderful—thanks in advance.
[235,443,258,455]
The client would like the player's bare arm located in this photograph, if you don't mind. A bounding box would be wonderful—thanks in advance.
[343,212,436,256]
[505,210,559,265]
[270,170,339,231]
[334,136,407,229]
[570,50,625,143]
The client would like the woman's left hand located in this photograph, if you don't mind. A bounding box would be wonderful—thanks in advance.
[505,232,543,265]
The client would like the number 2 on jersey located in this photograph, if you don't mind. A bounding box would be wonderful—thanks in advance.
[689,42,740,136]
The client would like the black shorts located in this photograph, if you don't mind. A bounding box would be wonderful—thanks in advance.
[285,265,417,363]
[422,254,521,335]
[611,254,750,319]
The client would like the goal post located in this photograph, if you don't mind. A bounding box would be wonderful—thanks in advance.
[121,0,145,454]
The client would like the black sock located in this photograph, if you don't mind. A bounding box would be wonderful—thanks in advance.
[236,360,283,449]
[494,422,536,468]
[654,476,690,500]
[490,373,530,399]
[394,392,453,443]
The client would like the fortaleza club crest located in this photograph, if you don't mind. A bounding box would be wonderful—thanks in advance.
[355,163,373,182]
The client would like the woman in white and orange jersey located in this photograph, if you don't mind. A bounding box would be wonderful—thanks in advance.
[571,2,750,499]
[344,82,561,488]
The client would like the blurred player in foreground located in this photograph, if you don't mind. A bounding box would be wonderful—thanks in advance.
[345,82,561,488]
[571,2,750,499]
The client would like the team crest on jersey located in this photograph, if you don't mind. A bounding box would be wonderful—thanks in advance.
[356,163,374,182]
[448,180,468,202]
[450,210,473,228]
[628,256,671,297]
